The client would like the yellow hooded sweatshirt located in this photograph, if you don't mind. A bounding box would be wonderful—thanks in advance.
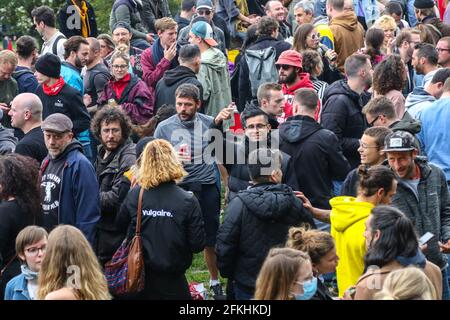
[330,196,374,297]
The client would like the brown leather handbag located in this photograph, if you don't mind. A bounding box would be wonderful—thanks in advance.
[105,187,145,295]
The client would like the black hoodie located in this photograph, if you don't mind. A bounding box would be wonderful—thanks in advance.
[154,65,204,112]
[280,115,350,209]
[216,182,315,293]
[320,80,371,169]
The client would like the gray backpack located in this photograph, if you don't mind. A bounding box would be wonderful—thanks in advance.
[245,47,278,97]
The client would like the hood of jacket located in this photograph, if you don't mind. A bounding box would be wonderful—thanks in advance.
[282,73,314,95]
[330,12,360,31]
[330,196,374,232]
[237,183,301,221]
[389,116,421,135]
[405,87,436,109]
[201,47,227,71]
[279,115,321,143]
[163,65,197,86]
[323,79,360,105]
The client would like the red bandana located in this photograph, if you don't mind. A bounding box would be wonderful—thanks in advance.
[43,77,65,96]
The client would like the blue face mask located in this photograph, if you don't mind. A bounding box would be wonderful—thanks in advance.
[294,277,318,300]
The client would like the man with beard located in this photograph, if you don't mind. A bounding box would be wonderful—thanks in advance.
[395,28,421,96]
[321,54,372,169]
[276,50,314,121]
[13,36,39,94]
[411,43,439,88]
[106,22,144,79]
[154,83,225,298]
[155,44,203,112]
[31,6,67,60]
[265,0,292,40]
[40,113,100,246]
[437,37,450,68]
[61,36,90,94]
[91,107,136,266]
[384,130,450,299]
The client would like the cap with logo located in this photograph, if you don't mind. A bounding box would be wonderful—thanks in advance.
[196,0,213,10]
[191,21,218,47]
[382,131,416,152]
[41,113,73,133]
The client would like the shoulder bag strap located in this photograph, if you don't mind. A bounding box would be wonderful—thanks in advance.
[135,187,144,236]
[1,255,17,277]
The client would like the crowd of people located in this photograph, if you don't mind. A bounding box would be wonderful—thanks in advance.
[0,0,449,301]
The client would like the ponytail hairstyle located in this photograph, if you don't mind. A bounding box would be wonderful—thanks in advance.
[374,267,437,300]
[286,227,335,265]
[364,205,419,269]
[357,164,396,197]
[365,28,384,62]
[110,44,130,67]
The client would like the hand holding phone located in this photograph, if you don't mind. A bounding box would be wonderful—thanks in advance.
[418,232,435,246]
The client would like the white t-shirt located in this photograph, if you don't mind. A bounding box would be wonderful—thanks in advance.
[40,30,67,61]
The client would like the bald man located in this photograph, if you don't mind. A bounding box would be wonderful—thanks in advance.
[9,93,48,163]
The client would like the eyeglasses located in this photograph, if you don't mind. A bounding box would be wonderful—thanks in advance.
[359,139,379,149]
[246,123,267,130]
[367,115,381,127]
[276,64,292,70]
[25,245,47,257]
[436,48,450,53]
[112,64,128,70]
[198,9,211,15]
[308,33,321,40]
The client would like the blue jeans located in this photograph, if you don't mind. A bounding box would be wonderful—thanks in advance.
[442,266,450,300]
[234,284,253,300]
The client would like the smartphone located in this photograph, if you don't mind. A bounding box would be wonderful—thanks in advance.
[418,232,435,246]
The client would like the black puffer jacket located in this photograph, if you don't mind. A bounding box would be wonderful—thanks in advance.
[237,36,291,110]
[280,115,350,209]
[117,183,205,274]
[216,183,315,292]
[155,65,204,112]
[320,80,370,169]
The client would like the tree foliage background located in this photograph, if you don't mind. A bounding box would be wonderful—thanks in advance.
[0,0,181,36]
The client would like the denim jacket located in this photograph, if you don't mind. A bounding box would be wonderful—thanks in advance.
[4,274,31,300]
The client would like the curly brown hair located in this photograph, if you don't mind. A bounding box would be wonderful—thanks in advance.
[90,106,133,141]
[0,154,41,221]
[372,54,406,95]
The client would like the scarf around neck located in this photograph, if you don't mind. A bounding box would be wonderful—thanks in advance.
[71,0,89,37]
[151,38,179,69]
[21,264,39,281]
[43,77,65,96]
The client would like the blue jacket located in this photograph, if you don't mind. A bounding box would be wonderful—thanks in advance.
[418,98,450,181]
[40,141,100,245]
[4,274,30,300]
[61,62,84,95]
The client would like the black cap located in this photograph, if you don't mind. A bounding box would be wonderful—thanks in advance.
[112,21,132,33]
[414,0,435,9]
[383,131,416,152]
[35,53,61,79]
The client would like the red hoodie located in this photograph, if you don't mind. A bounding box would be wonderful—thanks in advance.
[281,72,320,121]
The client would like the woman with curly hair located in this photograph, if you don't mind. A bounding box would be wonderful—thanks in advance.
[293,23,342,84]
[372,54,407,118]
[37,225,111,300]
[0,154,42,299]
[116,139,205,299]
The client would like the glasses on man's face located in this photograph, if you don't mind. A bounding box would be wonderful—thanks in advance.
[436,47,450,53]
[246,123,267,130]
[25,245,47,257]
[368,115,381,127]
[198,9,211,15]
[359,139,379,149]
[112,64,128,70]
[308,33,321,40]
[276,64,292,71]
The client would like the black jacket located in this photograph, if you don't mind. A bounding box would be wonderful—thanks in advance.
[36,83,91,135]
[216,183,315,292]
[117,183,205,274]
[58,0,98,38]
[320,80,370,169]
[280,115,350,209]
[238,36,291,110]
[155,65,204,111]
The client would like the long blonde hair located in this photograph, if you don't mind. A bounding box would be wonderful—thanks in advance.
[37,225,111,300]
[374,267,438,300]
[138,139,187,189]
[254,248,311,300]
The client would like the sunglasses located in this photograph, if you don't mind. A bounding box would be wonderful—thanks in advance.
[276,64,292,70]
[309,33,321,40]
[198,9,211,15]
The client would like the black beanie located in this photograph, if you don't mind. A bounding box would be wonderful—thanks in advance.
[414,0,435,9]
[35,53,61,78]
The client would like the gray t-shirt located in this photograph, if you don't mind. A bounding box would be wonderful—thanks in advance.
[154,113,216,185]
[401,178,420,201]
